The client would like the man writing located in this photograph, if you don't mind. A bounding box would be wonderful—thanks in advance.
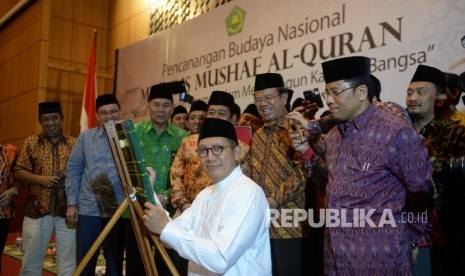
[144,118,271,275]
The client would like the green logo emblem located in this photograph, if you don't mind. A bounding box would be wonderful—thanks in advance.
[226,6,246,36]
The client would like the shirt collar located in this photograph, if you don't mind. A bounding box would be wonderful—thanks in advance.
[213,166,241,193]
[337,104,375,135]
[144,121,177,137]
[97,126,105,137]
[263,111,288,129]
[38,131,66,143]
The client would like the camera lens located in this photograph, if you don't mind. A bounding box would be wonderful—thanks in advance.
[450,156,465,177]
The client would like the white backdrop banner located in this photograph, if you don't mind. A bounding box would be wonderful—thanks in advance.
[116,0,465,122]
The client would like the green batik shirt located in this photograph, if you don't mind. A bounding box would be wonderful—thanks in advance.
[135,121,189,199]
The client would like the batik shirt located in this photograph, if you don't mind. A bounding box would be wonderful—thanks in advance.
[15,133,75,218]
[428,112,465,248]
[135,121,188,199]
[170,134,250,209]
[248,113,307,239]
[373,100,411,123]
[0,144,18,219]
[323,104,432,275]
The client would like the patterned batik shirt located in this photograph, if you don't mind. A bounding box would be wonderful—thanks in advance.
[0,143,18,219]
[15,133,76,218]
[323,104,432,275]
[373,100,411,123]
[135,121,189,199]
[428,113,465,249]
[248,113,308,239]
[170,134,250,209]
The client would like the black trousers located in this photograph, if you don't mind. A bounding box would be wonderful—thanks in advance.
[123,217,188,276]
[271,237,320,276]
[0,219,11,273]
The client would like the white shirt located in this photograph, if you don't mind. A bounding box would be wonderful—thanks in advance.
[161,166,271,276]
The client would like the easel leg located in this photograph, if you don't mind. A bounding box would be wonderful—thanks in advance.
[73,199,129,276]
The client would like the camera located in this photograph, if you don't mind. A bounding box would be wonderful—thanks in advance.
[303,88,324,108]
[161,80,194,104]
[179,92,194,104]
[289,118,304,139]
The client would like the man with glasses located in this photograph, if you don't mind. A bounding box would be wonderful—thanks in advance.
[15,101,76,275]
[144,118,271,275]
[300,56,433,275]
[247,72,309,276]
[169,91,247,275]
[65,94,125,275]
[406,65,465,275]
[170,91,249,216]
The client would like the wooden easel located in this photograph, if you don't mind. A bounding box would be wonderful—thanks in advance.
[72,122,179,276]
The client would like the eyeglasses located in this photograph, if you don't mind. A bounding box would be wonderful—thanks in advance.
[253,94,280,105]
[197,145,235,158]
[98,109,120,117]
[321,87,356,99]
[189,115,205,121]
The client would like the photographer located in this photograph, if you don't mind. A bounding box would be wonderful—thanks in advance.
[406,65,465,275]
[430,71,465,275]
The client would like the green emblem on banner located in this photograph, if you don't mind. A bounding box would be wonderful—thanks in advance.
[226,6,246,36]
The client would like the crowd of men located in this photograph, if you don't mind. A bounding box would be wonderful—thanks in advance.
[1,56,464,276]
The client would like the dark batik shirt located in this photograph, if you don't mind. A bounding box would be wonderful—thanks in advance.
[428,113,465,248]
[324,104,432,275]
[15,133,75,218]
[248,113,307,239]
[0,144,18,219]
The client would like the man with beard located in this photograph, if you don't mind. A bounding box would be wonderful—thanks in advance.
[14,101,76,275]
[407,65,465,275]
[65,94,125,276]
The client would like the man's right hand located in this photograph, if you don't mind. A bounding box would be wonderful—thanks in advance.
[302,100,319,119]
[66,205,78,227]
[42,175,61,188]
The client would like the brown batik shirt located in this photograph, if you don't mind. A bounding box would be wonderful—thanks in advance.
[247,114,308,239]
[15,132,75,218]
